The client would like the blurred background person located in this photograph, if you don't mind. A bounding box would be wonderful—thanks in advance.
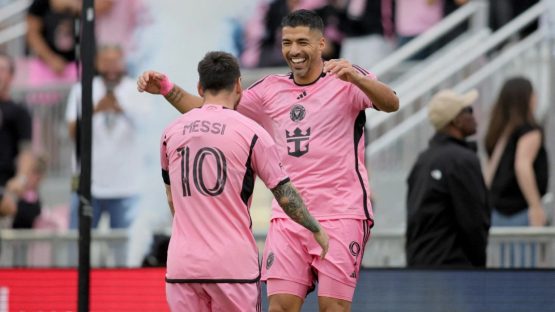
[65,45,147,233]
[484,77,548,228]
[25,0,81,86]
[394,0,469,60]
[11,154,46,229]
[406,89,490,268]
[0,51,34,208]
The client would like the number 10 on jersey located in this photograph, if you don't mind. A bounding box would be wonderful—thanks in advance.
[178,146,227,197]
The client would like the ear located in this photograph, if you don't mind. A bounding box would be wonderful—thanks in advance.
[319,36,326,52]
[197,82,204,97]
[235,77,243,95]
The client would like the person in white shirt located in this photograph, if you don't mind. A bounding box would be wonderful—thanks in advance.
[65,45,147,231]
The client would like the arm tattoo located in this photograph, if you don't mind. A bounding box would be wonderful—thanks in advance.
[271,182,320,232]
[164,85,184,105]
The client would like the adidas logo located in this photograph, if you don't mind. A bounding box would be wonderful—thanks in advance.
[350,272,356,278]
[296,90,307,100]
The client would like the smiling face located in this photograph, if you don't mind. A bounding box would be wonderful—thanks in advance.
[281,26,325,84]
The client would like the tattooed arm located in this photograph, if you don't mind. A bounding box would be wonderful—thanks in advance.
[271,181,329,258]
[137,71,203,114]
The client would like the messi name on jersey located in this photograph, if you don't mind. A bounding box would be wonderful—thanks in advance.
[182,120,226,136]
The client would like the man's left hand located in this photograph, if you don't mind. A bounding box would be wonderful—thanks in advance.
[323,59,364,84]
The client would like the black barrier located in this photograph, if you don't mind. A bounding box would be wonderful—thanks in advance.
[261,269,555,311]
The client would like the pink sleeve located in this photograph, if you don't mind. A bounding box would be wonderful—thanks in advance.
[160,132,170,185]
[250,128,289,189]
[349,67,378,111]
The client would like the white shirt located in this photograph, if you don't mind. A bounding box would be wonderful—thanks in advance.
[65,76,148,198]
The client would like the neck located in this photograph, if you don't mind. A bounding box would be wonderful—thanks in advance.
[293,59,324,85]
[202,92,236,110]
[440,127,464,140]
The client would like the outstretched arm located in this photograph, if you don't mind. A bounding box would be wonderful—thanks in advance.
[271,181,329,258]
[324,59,399,112]
[137,71,203,114]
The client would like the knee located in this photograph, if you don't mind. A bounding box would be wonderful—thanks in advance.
[268,295,303,312]
[318,298,351,312]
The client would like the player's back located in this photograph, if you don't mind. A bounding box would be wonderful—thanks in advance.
[161,104,276,282]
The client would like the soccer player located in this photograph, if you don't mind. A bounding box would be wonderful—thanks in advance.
[140,10,398,312]
[160,51,329,312]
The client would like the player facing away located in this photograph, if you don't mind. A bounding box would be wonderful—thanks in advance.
[140,10,398,312]
[160,51,329,312]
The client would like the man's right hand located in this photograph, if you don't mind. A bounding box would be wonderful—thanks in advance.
[313,228,329,259]
[137,71,168,95]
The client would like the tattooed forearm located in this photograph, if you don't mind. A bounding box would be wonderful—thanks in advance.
[164,85,184,106]
[271,182,320,233]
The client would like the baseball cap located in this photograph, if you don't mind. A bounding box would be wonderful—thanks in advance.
[427,89,478,130]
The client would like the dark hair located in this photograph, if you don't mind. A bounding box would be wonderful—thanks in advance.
[197,51,240,93]
[484,76,536,156]
[0,51,16,75]
[281,9,324,33]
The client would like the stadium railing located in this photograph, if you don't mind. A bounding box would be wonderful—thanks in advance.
[1,227,555,268]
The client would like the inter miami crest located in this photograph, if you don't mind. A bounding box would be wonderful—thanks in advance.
[266,252,275,269]
[290,104,306,122]
[349,241,361,257]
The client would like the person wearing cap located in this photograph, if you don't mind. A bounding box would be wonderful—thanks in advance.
[405,89,491,268]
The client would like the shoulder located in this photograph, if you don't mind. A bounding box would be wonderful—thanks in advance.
[514,123,543,138]
[231,110,274,142]
[433,141,479,168]
[246,73,291,91]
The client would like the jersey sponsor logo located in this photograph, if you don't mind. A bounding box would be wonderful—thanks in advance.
[286,127,310,157]
[266,252,275,270]
[290,104,306,122]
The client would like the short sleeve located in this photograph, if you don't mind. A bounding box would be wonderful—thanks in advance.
[160,133,170,185]
[349,66,377,111]
[250,127,289,189]
[65,83,81,123]
[236,79,265,124]
[28,0,49,17]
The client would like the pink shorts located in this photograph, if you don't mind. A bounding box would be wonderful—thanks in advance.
[262,218,372,302]
[166,282,261,312]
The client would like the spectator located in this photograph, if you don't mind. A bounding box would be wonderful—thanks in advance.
[65,45,147,232]
[26,0,80,85]
[12,155,47,229]
[340,0,395,69]
[0,182,17,218]
[484,77,548,228]
[395,0,469,60]
[95,0,151,75]
[406,89,491,268]
[490,0,539,35]
[0,51,34,200]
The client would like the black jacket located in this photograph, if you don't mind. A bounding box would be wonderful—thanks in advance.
[406,133,491,268]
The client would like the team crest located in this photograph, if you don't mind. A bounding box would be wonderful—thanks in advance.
[266,252,275,269]
[349,241,361,257]
[290,104,306,122]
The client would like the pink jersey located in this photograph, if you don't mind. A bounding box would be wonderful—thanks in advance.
[238,69,376,222]
[160,104,288,282]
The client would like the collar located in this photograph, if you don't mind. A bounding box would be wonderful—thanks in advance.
[430,132,477,152]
